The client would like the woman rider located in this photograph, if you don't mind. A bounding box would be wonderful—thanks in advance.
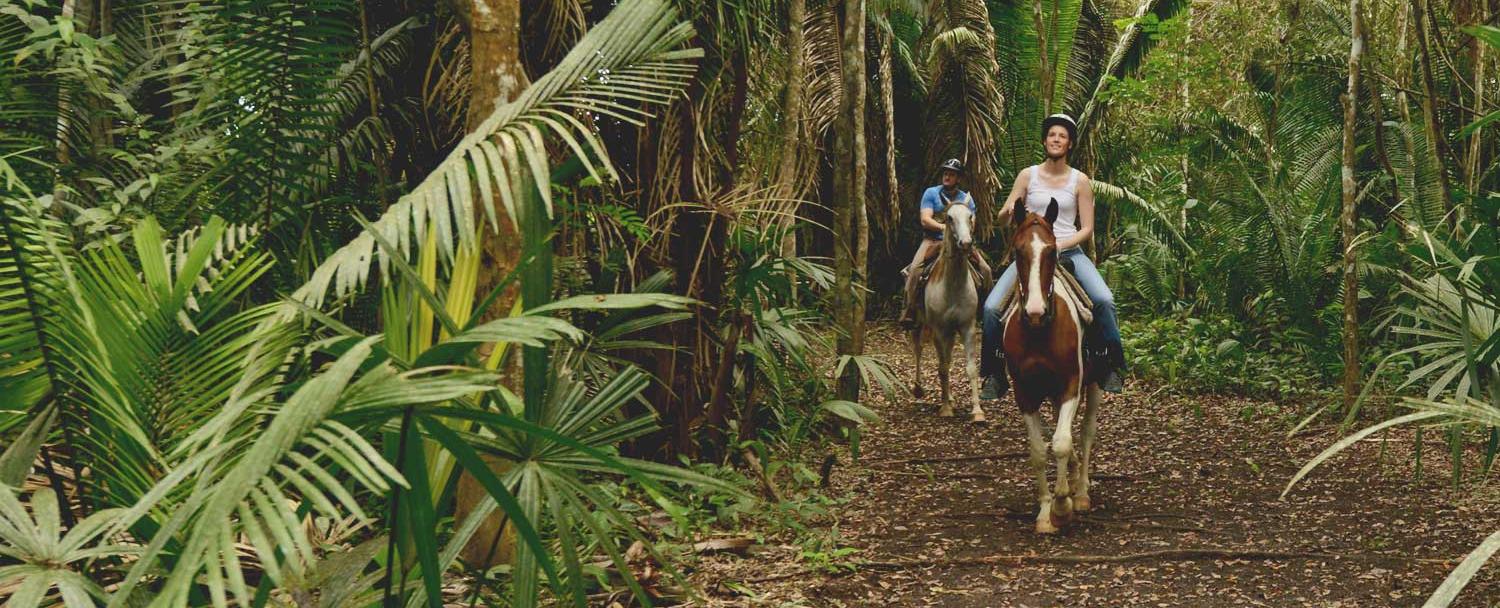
[979,114,1126,399]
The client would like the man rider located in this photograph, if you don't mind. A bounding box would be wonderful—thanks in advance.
[900,158,992,327]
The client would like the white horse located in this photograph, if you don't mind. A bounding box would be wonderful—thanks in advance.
[910,201,985,423]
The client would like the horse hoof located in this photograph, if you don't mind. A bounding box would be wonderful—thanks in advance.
[1052,497,1074,520]
[1073,495,1091,513]
[938,406,955,417]
[971,412,987,424]
[1050,509,1071,531]
[1035,519,1060,534]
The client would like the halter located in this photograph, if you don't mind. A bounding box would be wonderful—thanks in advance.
[940,194,974,254]
[1013,215,1057,326]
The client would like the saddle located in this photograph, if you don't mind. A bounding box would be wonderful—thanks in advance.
[915,246,993,296]
[990,259,1114,383]
[999,259,1093,323]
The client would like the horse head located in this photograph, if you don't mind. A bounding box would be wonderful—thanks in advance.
[943,200,975,256]
[1010,197,1060,327]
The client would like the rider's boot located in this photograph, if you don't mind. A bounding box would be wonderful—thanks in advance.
[899,262,922,328]
[1101,342,1127,393]
[1095,337,1126,394]
[979,322,1009,401]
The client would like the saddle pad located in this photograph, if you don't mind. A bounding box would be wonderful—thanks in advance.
[918,256,991,294]
[998,266,1094,325]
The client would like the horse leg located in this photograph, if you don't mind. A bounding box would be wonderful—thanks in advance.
[1022,404,1056,534]
[962,323,984,423]
[910,326,924,400]
[1074,383,1102,512]
[936,332,954,417]
[1050,380,1081,525]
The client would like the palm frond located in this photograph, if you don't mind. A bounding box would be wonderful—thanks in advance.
[291,0,701,312]
[1075,0,1190,139]
[923,5,1005,236]
[110,338,498,607]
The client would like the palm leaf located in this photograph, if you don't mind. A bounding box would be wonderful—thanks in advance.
[290,0,701,312]
[1075,0,1190,139]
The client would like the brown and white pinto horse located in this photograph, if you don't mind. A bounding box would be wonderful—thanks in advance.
[1003,197,1103,534]
[911,201,985,423]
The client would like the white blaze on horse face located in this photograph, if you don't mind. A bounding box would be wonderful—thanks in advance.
[1025,233,1047,318]
[948,205,974,249]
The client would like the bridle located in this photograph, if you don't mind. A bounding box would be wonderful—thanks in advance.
[941,196,973,255]
[1013,217,1057,326]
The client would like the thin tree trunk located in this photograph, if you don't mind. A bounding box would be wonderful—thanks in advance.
[1468,0,1489,194]
[834,0,867,401]
[778,0,807,262]
[358,0,392,205]
[663,50,709,455]
[778,0,807,196]
[880,24,898,237]
[1414,0,1456,223]
[457,0,528,570]
[1034,0,1052,115]
[1369,77,1401,216]
[1395,2,1422,227]
[51,0,91,217]
[1340,0,1364,414]
[1178,1,1191,300]
[700,44,750,456]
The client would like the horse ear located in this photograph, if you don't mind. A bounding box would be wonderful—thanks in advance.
[1045,198,1060,224]
[1011,198,1027,225]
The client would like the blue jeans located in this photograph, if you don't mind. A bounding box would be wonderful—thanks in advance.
[981,248,1123,371]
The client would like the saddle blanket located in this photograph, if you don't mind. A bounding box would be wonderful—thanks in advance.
[998,264,1095,326]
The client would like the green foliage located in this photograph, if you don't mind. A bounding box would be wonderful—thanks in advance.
[1122,313,1326,397]
[0,487,125,606]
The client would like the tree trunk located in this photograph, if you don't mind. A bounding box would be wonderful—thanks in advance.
[880,24,898,238]
[700,42,751,457]
[456,0,528,570]
[1468,0,1489,194]
[358,0,391,205]
[1394,2,1423,227]
[1340,0,1363,414]
[1414,0,1456,223]
[1369,77,1401,216]
[834,0,867,401]
[1033,0,1053,115]
[778,0,807,262]
[663,64,707,457]
[1178,1,1192,300]
[50,0,92,217]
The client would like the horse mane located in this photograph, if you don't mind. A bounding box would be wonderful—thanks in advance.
[927,247,950,284]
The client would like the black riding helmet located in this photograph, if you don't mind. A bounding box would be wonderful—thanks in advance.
[1041,113,1078,141]
[939,158,964,174]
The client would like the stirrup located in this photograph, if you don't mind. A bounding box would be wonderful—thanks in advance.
[1101,369,1124,393]
[980,375,1008,401]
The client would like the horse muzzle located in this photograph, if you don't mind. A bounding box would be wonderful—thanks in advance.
[1023,303,1055,327]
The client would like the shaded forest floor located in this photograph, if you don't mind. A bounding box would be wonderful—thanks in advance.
[684,323,1500,607]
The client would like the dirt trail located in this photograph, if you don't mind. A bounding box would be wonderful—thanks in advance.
[689,324,1500,607]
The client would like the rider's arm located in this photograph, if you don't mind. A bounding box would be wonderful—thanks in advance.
[1057,174,1095,251]
[997,170,1030,222]
[919,189,946,233]
[920,207,945,233]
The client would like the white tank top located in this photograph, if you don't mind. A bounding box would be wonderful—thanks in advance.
[1025,165,1080,242]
